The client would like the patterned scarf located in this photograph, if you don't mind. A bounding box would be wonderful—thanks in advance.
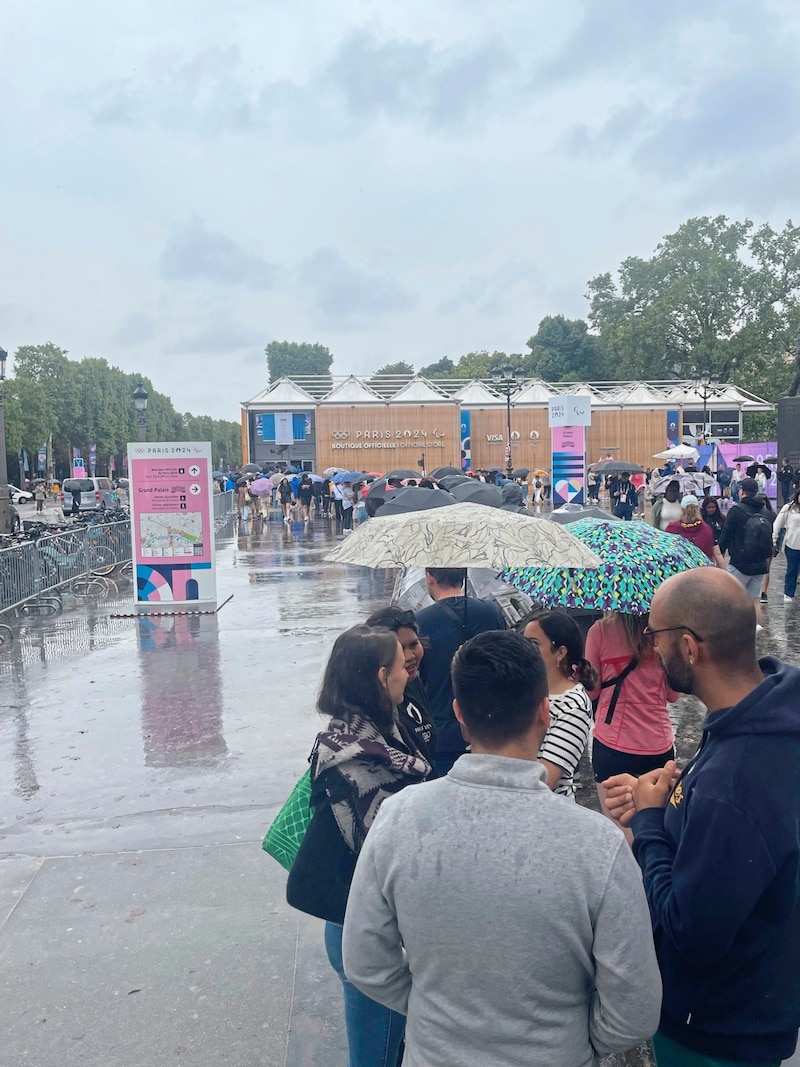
[314,712,432,852]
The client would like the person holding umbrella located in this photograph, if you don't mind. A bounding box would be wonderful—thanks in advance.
[611,472,638,521]
[297,473,314,523]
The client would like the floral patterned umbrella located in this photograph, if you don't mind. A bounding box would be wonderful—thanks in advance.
[325,502,601,570]
[502,517,712,615]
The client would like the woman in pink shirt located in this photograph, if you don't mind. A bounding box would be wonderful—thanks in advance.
[585,612,677,836]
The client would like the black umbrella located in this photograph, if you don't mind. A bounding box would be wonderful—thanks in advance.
[429,465,463,479]
[512,467,530,479]
[365,478,392,517]
[733,454,755,463]
[591,460,645,474]
[379,487,457,517]
[437,474,472,491]
[385,468,420,479]
[546,504,621,525]
[450,482,502,508]
[764,455,778,465]
[242,463,261,474]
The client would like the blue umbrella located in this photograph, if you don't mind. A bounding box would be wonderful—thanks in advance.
[332,470,363,483]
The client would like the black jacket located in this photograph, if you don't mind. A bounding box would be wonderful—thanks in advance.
[718,495,770,575]
[631,658,800,1063]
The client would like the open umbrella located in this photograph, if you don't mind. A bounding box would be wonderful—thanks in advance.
[323,467,348,478]
[653,445,700,461]
[733,454,755,463]
[332,470,363,484]
[532,468,550,477]
[591,460,645,474]
[437,474,472,491]
[242,463,261,475]
[650,472,710,497]
[512,467,531,479]
[429,466,463,479]
[385,468,420,480]
[212,470,226,478]
[449,482,503,508]
[379,487,457,517]
[250,477,274,496]
[325,502,601,570]
[764,455,778,465]
[307,473,324,483]
[503,517,712,615]
[547,504,620,525]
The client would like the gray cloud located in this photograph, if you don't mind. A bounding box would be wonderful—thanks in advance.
[168,320,265,355]
[326,32,512,127]
[440,260,542,317]
[160,218,279,290]
[112,313,157,346]
[298,248,415,325]
[634,68,800,177]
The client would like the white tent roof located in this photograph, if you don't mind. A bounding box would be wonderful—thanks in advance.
[608,382,670,406]
[452,380,506,406]
[244,377,317,409]
[319,375,386,405]
[513,380,556,404]
[389,376,452,403]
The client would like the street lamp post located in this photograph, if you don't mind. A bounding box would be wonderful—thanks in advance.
[133,382,149,442]
[0,347,12,535]
[492,364,525,479]
[691,369,719,444]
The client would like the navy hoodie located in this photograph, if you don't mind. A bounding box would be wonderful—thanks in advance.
[631,657,800,1063]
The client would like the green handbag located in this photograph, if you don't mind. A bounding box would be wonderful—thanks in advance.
[262,767,313,871]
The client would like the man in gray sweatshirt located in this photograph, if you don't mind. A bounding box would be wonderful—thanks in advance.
[343,629,662,1067]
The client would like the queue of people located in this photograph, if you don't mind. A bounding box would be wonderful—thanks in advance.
[276,551,800,1067]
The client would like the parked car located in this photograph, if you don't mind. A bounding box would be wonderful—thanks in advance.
[7,484,34,504]
[61,477,120,515]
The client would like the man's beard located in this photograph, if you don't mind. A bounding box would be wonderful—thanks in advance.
[660,650,694,694]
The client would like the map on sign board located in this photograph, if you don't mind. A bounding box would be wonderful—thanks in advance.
[139,513,205,558]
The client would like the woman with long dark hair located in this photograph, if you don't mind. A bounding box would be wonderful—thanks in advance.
[585,611,678,841]
[287,625,432,1066]
[700,494,725,544]
[519,609,598,800]
[277,477,294,523]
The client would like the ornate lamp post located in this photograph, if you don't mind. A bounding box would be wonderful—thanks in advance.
[492,364,525,479]
[133,381,149,442]
[0,347,11,534]
[691,369,719,443]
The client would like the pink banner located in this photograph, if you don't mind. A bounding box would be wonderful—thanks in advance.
[551,426,586,506]
[718,441,777,499]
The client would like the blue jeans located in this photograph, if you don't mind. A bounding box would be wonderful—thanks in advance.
[324,922,405,1067]
[785,546,800,598]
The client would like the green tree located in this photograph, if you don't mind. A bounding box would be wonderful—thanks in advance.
[370,361,415,378]
[525,315,608,381]
[451,350,523,379]
[586,215,800,393]
[266,341,333,381]
[418,356,455,378]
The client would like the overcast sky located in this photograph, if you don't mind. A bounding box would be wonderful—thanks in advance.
[1,0,798,419]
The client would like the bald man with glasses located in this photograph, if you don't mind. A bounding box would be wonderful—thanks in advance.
[604,569,800,1067]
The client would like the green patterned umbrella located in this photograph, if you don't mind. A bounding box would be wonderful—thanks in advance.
[503,518,712,615]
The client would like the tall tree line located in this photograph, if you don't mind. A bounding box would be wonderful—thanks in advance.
[6,343,242,480]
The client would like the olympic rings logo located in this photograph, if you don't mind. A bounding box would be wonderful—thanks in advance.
[331,431,351,440]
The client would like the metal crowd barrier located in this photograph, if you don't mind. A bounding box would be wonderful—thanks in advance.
[213,489,237,532]
[0,520,132,615]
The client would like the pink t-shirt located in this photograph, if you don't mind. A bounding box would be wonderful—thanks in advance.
[585,617,677,755]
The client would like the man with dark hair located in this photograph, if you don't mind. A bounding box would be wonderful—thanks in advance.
[718,475,772,623]
[343,630,662,1067]
[604,568,800,1066]
[416,567,507,775]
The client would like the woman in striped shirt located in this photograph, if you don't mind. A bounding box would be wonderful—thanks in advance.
[520,610,598,800]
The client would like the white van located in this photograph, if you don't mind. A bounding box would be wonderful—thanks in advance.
[61,477,120,515]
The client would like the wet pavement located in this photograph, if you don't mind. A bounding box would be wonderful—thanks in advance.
[1,510,799,1066]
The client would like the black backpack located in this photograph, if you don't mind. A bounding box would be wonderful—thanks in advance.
[741,510,773,562]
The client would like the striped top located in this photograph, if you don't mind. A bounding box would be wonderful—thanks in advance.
[538,684,593,800]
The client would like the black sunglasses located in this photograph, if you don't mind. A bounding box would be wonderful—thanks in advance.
[643,625,704,643]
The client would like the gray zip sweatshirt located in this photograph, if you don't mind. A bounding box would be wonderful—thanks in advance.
[343,753,661,1067]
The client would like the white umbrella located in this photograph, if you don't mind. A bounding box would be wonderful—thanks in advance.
[324,502,601,570]
[653,445,700,461]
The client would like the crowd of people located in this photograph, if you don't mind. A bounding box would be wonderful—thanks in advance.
[279,551,800,1067]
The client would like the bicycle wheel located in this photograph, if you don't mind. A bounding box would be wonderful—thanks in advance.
[0,623,13,646]
[89,546,116,575]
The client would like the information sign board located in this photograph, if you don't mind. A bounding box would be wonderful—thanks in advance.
[128,441,216,612]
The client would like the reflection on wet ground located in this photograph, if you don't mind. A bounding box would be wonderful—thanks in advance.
[1,512,798,1067]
